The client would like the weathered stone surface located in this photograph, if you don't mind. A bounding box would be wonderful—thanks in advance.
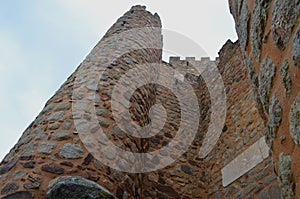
[12,171,27,181]
[23,183,40,189]
[245,58,266,119]
[47,111,65,121]
[21,161,35,169]
[53,131,72,141]
[278,153,295,199]
[250,0,271,61]
[236,1,250,51]
[264,173,277,185]
[60,161,74,167]
[38,141,57,154]
[28,175,43,183]
[96,108,108,117]
[48,123,60,130]
[82,153,93,166]
[1,191,33,199]
[1,183,19,195]
[257,189,270,199]
[0,159,18,175]
[153,183,179,198]
[34,132,47,141]
[62,120,72,130]
[289,93,300,145]
[19,155,34,161]
[59,143,84,159]
[268,94,282,141]
[45,176,115,199]
[21,142,38,155]
[271,0,298,50]
[98,117,109,128]
[280,60,292,96]
[181,165,192,175]
[293,24,300,67]
[105,147,116,160]
[41,163,65,174]
[54,103,71,111]
[268,184,281,199]
[259,57,276,113]
[86,85,99,91]
[112,124,124,138]
[236,183,256,198]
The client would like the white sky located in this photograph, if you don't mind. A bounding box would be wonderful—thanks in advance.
[0,0,237,160]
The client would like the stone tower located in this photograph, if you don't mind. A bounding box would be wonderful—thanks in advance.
[1,2,298,199]
[0,5,163,198]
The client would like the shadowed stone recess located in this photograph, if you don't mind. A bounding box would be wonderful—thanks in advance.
[0,159,18,175]
[289,93,300,145]
[1,191,33,199]
[271,0,298,50]
[45,176,115,199]
[245,58,266,119]
[1,183,19,195]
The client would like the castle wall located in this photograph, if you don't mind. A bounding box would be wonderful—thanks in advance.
[165,41,280,199]
[0,2,298,198]
[229,0,300,198]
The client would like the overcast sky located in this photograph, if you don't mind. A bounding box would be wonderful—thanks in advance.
[0,0,237,160]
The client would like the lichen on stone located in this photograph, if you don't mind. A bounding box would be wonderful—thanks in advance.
[280,60,292,97]
[278,153,295,199]
[293,24,300,67]
[258,57,276,114]
[236,1,250,52]
[268,94,282,140]
[250,0,272,61]
[271,0,298,50]
[289,93,300,145]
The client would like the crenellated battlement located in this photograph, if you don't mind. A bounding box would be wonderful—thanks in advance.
[169,56,219,65]
[169,56,220,79]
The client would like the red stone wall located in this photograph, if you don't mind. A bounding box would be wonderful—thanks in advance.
[229,0,300,198]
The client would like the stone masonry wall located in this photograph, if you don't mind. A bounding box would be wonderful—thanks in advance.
[0,2,298,199]
[166,40,280,199]
[229,0,300,198]
[207,40,280,199]
[0,5,162,199]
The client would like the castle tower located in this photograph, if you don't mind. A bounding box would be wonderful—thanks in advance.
[0,5,163,198]
[0,3,286,199]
